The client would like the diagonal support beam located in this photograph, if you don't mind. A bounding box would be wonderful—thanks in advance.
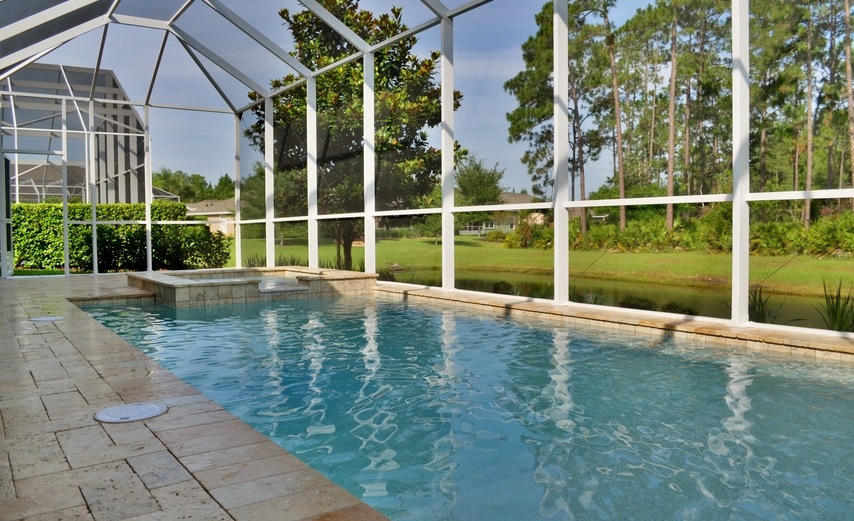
[169,25,269,97]
[203,0,312,78]
[299,0,370,53]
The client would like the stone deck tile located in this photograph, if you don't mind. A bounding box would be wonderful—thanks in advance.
[193,453,309,490]
[229,484,363,521]
[0,274,390,521]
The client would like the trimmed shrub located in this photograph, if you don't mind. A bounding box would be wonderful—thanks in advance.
[12,201,229,271]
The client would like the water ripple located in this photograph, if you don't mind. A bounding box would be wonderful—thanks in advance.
[85,299,854,521]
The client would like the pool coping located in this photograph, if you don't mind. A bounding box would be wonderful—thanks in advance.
[374,282,854,363]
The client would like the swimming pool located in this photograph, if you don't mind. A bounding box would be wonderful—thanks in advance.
[85,297,854,521]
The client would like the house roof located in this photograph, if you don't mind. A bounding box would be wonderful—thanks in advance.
[186,198,235,216]
[500,192,535,205]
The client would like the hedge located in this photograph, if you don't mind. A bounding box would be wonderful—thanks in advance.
[12,201,230,271]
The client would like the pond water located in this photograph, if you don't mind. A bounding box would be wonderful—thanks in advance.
[85,297,854,521]
[397,269,828,328]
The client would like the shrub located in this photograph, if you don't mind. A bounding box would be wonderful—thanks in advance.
[748,284,782,324]
[492,280,517,295]
[276,254,307,266]
[243,252,265,267]
[504,220,552,249]
[660,300,698,315]
[12,202,229,271]
[807,211,854,257]
[750,221,808,255]
[485,230,506,242]
[815,279,854,332]
[618,294,658,311]
[570,286,607,305]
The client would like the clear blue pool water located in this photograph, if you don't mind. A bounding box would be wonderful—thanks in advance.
[85,298,854,521]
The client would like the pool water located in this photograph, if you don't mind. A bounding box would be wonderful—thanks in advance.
[85,298,854,521]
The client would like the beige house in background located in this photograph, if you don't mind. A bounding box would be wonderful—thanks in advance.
[186,199,235,236]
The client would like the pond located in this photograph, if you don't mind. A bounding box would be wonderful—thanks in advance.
[394,269,828,329]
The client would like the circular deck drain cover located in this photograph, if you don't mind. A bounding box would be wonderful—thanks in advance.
[30,316,63,322]
[95,403,168,423]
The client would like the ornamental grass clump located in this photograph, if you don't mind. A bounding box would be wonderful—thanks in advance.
[815,279,854,332]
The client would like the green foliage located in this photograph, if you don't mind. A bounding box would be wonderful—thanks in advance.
[815,280,854,332]
[492,280,518,295]
[505,220,553,249]
[750,221,808,255]
[319,258,365,271]
[807,211,854,257]
[277,254,308,266]
[660,301,698,316]
[618,294,658,311]
[152,168,234,202]
[244,0,460,269]
[243,252,265,267]
[565,207,853,257]
[485,230,506,243]
[748,284,783,324]
[12,202,229,271]
[570,286,607,305]
[456,156,504,206]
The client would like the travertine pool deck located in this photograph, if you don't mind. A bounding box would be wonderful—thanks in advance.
[0,274,390,521]
[2,273,853,521]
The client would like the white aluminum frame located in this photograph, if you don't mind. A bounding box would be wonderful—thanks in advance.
[0,0,852,340]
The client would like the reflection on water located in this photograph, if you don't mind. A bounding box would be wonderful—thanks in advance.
[86,298,854,521]
[533,330,576,517]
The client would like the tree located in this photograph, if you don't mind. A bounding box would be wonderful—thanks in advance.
[456,156,504,206]
[210,175,235,200]
[599,1,628,231]
[151,168,227,202]
[845,0,854,209]
[244,0,460,269]
[455,156,504,231]
[505,2,607,234]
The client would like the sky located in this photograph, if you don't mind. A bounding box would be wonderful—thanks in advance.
[38,0,644,196]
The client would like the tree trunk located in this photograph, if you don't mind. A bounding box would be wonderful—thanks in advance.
[683,79,692,196]
[666,15,678,231]
[804,10,815,228]
[572,84,588,234]
[844,0,854,211]
[604,11,627,231]
[825,1,839,192]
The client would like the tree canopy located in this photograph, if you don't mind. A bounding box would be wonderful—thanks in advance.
[506,0,852,227]
[152,168,234,202]
[243,0,460,269]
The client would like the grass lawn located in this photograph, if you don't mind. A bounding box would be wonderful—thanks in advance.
[233,235,853,298]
